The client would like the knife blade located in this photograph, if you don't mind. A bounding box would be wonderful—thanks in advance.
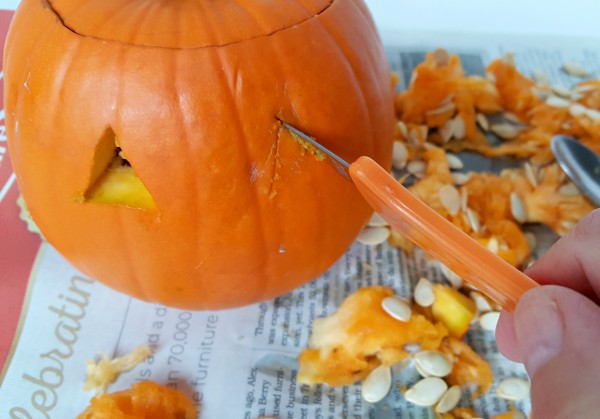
[280,120,538,312]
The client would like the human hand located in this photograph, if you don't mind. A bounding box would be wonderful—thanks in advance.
[496,209,600,418]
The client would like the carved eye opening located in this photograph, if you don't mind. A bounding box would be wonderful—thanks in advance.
[83,127,157,210]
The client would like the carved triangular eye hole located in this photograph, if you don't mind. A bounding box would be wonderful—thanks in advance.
[84,127,157,210]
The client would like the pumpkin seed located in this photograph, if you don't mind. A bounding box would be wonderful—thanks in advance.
[427,102,455,116]
[357,226,390,246]
[404,343,421,353]
[452,115,466,139]
[408,128,420,145]
[440,263,463,289]
[404,377,448,407]
[435,385,462,413]
[551,85,572,99]
[414,351,452,377]
[392,141,408,169]
[414,277,435,307]
[501,53,515,67]
[470,291,493,313]
[531,69,550,85]
[433,48,450,67]
[559,182,581,196]
[570,91,585,102]
[574,84,598,93]
[460,188,469,212]
[503,112,521,124]
[368,212,388,227]
[531,86,550,100]
[496,377,531,401]
[451,172,470,185]
[466,208,481,233]
[569,103,587,117]
[362,364,392,403]
[562,62,589,78]
[381,296,412,322]
[439,119,454,143]
[398,121,409,138]
[475,113,490,131]
[560,220,576,231]
[446,153,464,170]
[524,162,538,187]
[586,108,600,121]
[439,184,461,216]
[415,361,431,378]
[546,95,571,109]
[407,160,426,177]
[487,236,499,254]
[490,123,520,140]
[510,192,527,223]
[479,311,501,331]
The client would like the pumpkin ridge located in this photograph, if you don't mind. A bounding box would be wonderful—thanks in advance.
[171,51,205,297]
[45,0,336,50]
[211,44,271,295]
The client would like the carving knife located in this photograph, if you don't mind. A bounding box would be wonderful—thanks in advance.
[280,120,539,312]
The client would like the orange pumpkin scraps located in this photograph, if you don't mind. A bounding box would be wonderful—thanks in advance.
[485,55,541,119]
[396,49,501,136]
[491,410,527,419]
[431,285,477,339]
[439,338,494,399]
[84,345,152,395]
[390,48,597,272]
[297,286,448,386]
[297,285,496,408]
[438,407,479,418]
[504,163,594,235]
[401,146,532,267]
[484,56,600,164]
[78,381,197,419]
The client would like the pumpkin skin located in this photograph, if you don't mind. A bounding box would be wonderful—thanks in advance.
[5,0,395,309]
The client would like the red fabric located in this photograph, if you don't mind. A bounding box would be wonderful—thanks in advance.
[0,9,42,371]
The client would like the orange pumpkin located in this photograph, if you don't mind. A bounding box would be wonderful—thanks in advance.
[5,0,395,309]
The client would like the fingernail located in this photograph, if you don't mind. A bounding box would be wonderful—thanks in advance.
[514,290,564,377]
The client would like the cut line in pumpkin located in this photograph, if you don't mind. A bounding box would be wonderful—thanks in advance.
[84,128,157,210]
[47,0,335,49]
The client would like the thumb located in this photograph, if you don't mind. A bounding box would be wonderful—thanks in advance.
[513,285,600,418]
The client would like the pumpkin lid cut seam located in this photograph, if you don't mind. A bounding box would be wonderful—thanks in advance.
[46,0,336,49]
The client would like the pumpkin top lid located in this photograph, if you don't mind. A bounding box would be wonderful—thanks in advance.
[48,0,333,48]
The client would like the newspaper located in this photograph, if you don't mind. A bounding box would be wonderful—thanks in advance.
[3,30,600,418]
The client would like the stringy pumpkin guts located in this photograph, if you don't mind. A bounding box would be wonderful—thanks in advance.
[83,345,152,395]
[392,49,595,267]
[297,286,493,399]
[78,381,197,419]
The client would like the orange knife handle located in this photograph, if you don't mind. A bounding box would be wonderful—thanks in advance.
[349,156,538,312]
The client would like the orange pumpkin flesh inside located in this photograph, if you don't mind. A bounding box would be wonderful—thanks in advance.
[5,0,395,309]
